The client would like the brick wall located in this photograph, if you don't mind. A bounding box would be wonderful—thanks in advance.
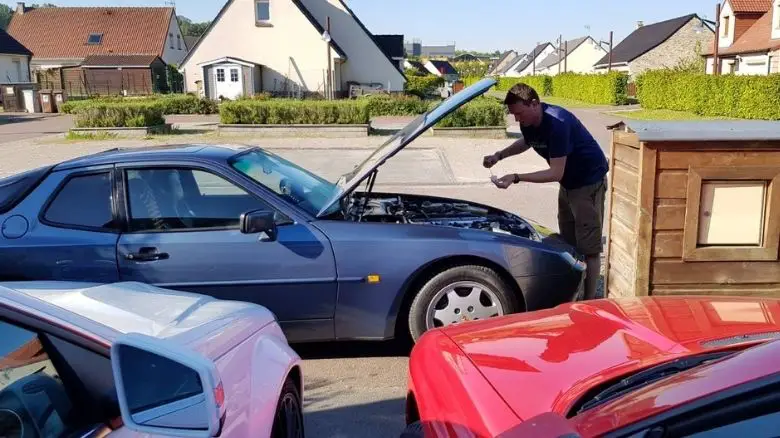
[629,18,714,77]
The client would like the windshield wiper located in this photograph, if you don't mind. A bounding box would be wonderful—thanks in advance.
[576,350,734,414]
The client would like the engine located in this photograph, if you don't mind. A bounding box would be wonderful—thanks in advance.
[345,194,537,239]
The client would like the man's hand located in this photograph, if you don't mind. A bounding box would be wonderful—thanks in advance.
[491,174,516,189]
[483,152,501,168]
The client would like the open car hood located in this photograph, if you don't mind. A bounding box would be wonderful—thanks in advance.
[315,77,498,218]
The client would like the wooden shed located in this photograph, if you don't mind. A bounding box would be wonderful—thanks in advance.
[604,120,780,299]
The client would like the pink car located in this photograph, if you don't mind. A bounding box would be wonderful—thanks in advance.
[0,280,304,438]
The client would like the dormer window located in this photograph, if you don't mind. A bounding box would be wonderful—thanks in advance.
[255,0,270,23]
[723,15,730,37]
[87,33,103,45]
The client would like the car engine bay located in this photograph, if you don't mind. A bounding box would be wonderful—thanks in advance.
[343,193,540,240]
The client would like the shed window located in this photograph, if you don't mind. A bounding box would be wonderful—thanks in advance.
[216,69,225,82]
[87,33,103,45]
[698,181,766,246]
[230,68,239,82]
[255,0,270,22]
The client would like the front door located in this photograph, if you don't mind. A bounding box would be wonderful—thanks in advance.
[114,164,338,331]
[214,65,243,100]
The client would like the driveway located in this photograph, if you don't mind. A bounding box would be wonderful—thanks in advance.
[0,113,74,144]
[0,107,626,438]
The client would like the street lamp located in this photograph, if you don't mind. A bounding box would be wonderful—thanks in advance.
[599,31,613,72]
[322,17,332,99]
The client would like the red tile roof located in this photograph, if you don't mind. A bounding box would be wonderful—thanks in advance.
[729,0,772,13]
[702,9,780,55]
[7,6,174,59]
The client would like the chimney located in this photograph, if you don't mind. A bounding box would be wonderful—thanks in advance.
[16,2,25,14]
[636,20,644,29]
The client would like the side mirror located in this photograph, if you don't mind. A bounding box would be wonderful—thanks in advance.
[240,209,277,241]
[111,333,225,438]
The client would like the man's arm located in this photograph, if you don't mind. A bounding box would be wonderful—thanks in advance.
[496,137,530,160]
[511,156,566,183]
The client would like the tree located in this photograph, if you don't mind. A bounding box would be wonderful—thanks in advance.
[0,4,13,30]
[178,15,211,38]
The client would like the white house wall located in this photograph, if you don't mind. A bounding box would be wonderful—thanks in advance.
[517,45,555,76]
[300,0,405,91]
[162,14,188,66]
[772,0,780,40]
[719,1,736,48]
[180,0,340,97]
[562,39,606,73]
[737,53,772,74]
[0,54,30,83]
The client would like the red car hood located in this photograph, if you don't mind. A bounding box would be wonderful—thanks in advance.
[438,295,780,421]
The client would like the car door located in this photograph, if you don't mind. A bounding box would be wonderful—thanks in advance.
[1,165,121,283]
[114,162,338,334]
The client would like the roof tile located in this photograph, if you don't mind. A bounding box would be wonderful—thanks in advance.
[729,0,772,13]
[7,7,173,59]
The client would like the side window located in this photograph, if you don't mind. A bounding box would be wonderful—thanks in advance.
[0,321,73,436]
[125,167,273,232]
[43,172,114,229]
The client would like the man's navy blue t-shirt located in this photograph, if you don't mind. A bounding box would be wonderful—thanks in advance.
[520,103,608,190]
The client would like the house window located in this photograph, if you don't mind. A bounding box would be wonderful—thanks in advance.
[723,16,730,37]
[169,33,174,49]
[230,68,239,82]
[216,69,225,82]
[87,33,103,45]
[12,59,21,82]
[255,0,270,22]
[177,35,182,50]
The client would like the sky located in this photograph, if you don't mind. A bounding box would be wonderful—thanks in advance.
[2,0,722,53]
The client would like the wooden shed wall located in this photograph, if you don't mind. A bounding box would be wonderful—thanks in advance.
[649,144,780,298]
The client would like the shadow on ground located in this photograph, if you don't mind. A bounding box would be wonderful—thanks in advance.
[304,397,407,438]
[292,338,413,360]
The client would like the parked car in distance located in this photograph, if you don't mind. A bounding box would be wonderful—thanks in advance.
[0,78,585,345]
[402,295,780,437]
[0,280,303,438]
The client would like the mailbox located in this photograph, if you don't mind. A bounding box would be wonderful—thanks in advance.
[604,120,780,299]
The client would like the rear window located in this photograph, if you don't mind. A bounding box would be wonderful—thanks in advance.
[0,166,53,214]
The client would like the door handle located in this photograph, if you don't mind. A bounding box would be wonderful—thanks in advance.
[125,247,169,262]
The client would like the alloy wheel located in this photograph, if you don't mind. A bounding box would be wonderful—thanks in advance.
[424,280,505,329]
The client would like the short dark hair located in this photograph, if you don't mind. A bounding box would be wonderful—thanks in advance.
[504,82,540,106]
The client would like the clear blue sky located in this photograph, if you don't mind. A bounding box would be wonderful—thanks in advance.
[2,0,721,53]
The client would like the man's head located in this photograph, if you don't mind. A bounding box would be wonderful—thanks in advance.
[504,83,543,127]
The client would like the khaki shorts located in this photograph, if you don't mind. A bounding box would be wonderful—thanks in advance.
[558,177,607,256]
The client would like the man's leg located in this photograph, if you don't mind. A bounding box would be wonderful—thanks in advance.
[568,178,607,300]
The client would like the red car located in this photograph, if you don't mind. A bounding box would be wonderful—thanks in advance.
[402,296,780,437]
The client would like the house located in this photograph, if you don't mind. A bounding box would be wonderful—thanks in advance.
[702,0,780,74]
[487,49,518,75]
[503,42,555,77]
[374,34,405,72]
[403,59,428,75]
[0,27,35,112]
[452,53,481,62]
[0,27,32,85]
[424,59,459,82]
[593,14,715,77]
[534,36,607,75]
[6,3,188,96]
[179,0,406,100]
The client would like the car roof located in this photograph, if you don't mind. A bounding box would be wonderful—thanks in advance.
[53,144,251,170]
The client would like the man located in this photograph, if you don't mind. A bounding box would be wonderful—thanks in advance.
[483,82,608,300]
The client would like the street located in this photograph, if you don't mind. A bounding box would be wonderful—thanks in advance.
[0,105,622,438]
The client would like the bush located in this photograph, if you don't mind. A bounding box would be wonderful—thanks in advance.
[452,61,489,77]
[551,72,629,105]
[636,71,780,120]
[71,102,166,128]
[404,75,445,98]
[219,99,369,124]
[433,97,507,128]
[362,94,429,116]
[61,94,219,115]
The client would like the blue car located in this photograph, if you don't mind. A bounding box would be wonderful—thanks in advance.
[0,78,585,343]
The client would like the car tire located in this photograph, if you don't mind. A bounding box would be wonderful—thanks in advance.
[407,264,519,342]
[400,421,424,437]
[271,376,305,438]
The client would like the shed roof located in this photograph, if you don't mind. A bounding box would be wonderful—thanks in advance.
[609,120,780,141]
[6,6,174,59]
[0,28,32,56]
[594,14,703,67]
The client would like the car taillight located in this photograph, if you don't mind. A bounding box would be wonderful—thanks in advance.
[215,381,225,408]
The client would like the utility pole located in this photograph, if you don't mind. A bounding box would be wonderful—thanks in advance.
[322,16,333,99]
[714,2,721,75]
[558,34,562,75]
[564,39,568,73]
[327,17,332,98]
[608,31,613,72]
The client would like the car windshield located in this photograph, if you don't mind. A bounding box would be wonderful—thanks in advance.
[229,148,339,217]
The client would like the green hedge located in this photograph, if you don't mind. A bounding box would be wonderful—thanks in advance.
[219,99,369,124]
[404,75,445,98]
[362,94,429,117]
[61,94,219,115]
[433,97,507,128]
[636,71,780,119]
[552,72,629,105]
[72,102,166,128]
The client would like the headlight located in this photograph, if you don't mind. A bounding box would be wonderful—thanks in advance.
[560,251,587,271]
